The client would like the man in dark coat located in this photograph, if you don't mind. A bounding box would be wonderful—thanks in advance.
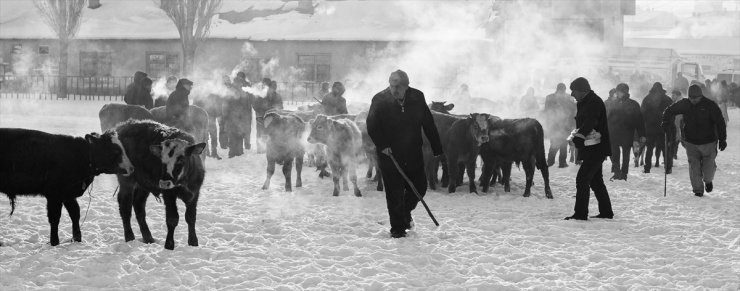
[606,83,645,180]
[543,83,576,168]
[124,71,149,107]
[640,82,673,173]
[222,74,254,157]
[565,77,613,221]
[674,72,690,97]
[321,81,349,116]
[367,70,443,238]
[166,78,193,127]
[661,85,727,197]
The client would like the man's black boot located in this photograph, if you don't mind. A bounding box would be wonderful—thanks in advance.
[705,182,713,193]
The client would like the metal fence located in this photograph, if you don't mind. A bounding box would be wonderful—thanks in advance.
[0,75,323,104]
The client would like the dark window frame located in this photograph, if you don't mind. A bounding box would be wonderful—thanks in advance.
[297,53,331,82]
[145,51,180,78]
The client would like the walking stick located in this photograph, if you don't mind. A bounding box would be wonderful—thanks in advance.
[388,154,440,226]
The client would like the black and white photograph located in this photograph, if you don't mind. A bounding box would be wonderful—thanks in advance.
[0,0,738,289]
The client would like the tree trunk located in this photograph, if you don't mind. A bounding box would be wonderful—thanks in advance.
[58,39,69,99]
[182,40,197,76]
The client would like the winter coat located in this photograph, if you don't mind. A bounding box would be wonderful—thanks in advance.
[322,93,348,116]
[367,87,443,164]
[543,91,576,139]
[661,97,726,145]
[574,91,611,161]
[166,80,191,119]
[222,85,253,136]
[674,76,689,93]
[606,96,645,146]
[641,90,673,137]
[124,71,148,106]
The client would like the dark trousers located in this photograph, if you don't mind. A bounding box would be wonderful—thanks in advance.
[610,144,631,176]
[574,158,613,218]
[644,133,665,172]
[378,154,427,233]
[548,138,568,166]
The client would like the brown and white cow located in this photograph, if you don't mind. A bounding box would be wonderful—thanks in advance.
[113,120,206,250]
[307,114,363,197]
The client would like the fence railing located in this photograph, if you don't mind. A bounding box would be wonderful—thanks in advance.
[0,75,325,104]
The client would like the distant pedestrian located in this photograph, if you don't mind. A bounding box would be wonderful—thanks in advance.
[166,78,193,128]
[543,83,576,168]
[606,83,645,180]
[661,85,727,197]
[640,82,673,173]
[321,82,348,116]
[565,77,613,221]
[367,70,443,238]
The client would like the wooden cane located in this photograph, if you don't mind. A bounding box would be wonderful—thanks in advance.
[389,154,440,226]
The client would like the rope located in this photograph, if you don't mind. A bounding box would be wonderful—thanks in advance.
[80,181,94,227]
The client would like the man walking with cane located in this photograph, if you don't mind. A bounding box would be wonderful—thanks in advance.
[661,85,727,197]
[367,70,443,238]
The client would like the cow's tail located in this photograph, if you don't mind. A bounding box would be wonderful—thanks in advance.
[534,120,547,171]
[7,194,16,216]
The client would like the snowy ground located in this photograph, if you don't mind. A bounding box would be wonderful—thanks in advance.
[1,98,738,290]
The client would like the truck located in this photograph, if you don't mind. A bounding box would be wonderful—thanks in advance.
[607,46,705,89]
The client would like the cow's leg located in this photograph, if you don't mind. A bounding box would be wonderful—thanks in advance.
[262,158,276,190]
[163,193,179,250]
[502,162,512,192]
[62,198,81,242]
[523,157,536,197]
[185,196,199,247]
[447,156,459,193]
[330,162,341,196]
[295,154,303,188]
[117,183,136,242]
[457,163,465,186]
[46,198,63,246]
[480,161,493,193]
[283,158,294,192]
[541,159,553,199]
[366,153,374,179]
[467,158,478,194]
[425,156,436,190]
[376,166,384,192]
[350,161,362,197]
[132,188,154,243]
[342,167,350,191]
[440,156,449,188]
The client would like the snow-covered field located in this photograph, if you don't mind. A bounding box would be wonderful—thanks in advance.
[1,99,738,290]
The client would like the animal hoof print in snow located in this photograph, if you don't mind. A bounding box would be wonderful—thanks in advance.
[705,182,713,193]
[694,192,704,197]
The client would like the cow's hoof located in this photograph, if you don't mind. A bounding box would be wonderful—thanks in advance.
[285,187,292,192]
[523,192,531,197]
[354,189,362,197]
[164,240,175,250]
[366,173,373,179]
[296,181,302,188]
[50,237,60,246]
[142,236,155,244]
[124,232,135,242]
[73,235,82,243]
[188,238,198,247]
[377,185,383,191]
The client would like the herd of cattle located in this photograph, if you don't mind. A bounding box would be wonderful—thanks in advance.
[0,99,553,249]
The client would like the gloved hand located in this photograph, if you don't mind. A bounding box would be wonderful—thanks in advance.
[719,140,727,151]
[573,136,585,149]
[381,147,393,156]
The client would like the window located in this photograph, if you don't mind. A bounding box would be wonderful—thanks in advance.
[79,51,113,76]
[146,52,180,78]
[297,53,331,82]
[38,46,49,55]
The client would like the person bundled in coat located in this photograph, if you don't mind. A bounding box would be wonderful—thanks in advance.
[543,83,576,168]
[321,82,349,116]
[222,73,254,157]
[124,71,153,109]
[640,82,674,173]
[165,78,194,128]
[606,83,646,180]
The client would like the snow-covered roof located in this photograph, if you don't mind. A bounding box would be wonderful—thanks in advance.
[0,0,491,41]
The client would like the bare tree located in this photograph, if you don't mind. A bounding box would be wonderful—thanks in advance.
[159,0,222,76]
[34,0,87,99]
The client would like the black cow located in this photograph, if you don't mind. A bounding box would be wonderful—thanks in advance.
[429,101,455,114]
[112,120,206,250]
[99,103,154,132]
[445,113,495,193]
[308,114,364,197]
[480,118,553,198]
[423,111,465,190]
[262,111,305,192]
[0,128,134,246]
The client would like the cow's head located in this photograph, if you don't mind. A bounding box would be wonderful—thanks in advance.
[468,113,494,145]
[429,101,455,114]
[149,139,206,190]
[86,131,134,176]
[307,115,331,145]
